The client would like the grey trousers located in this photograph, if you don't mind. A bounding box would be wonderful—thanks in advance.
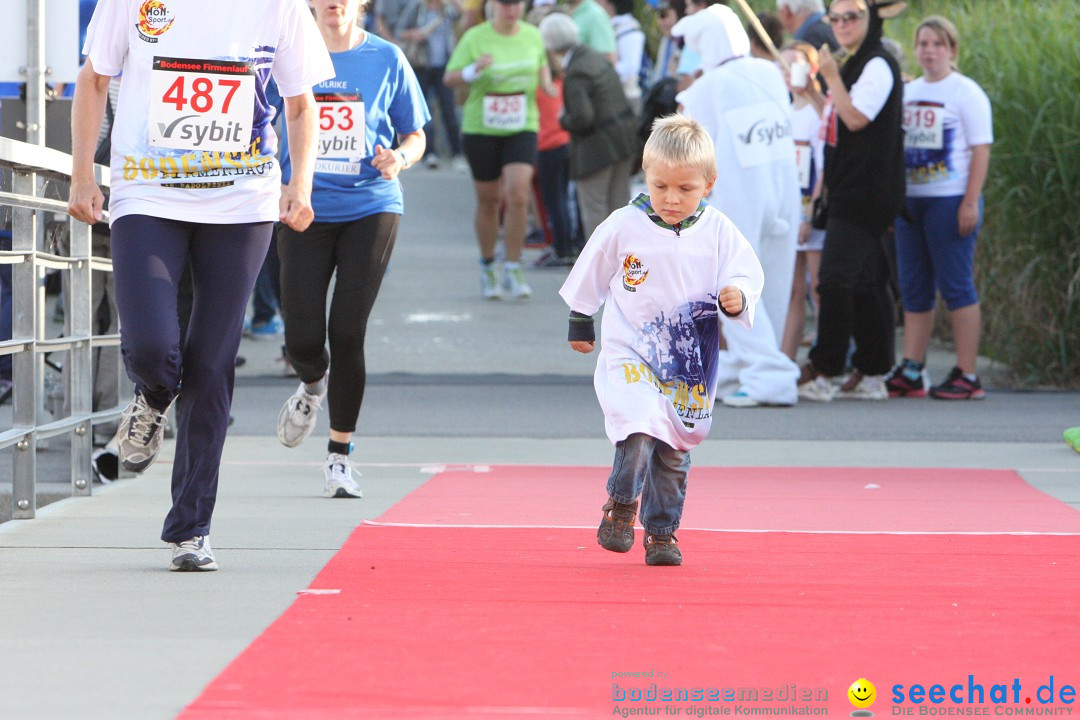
[576,157,634,241]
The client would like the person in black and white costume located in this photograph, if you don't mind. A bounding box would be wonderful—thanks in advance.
[795,0,905,401]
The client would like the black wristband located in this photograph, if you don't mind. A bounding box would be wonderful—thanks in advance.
[568,311,595,342]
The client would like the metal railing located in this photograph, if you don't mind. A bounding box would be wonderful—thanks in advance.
[0,135,123,519]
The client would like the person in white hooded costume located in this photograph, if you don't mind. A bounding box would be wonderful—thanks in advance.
[673,4,801,407]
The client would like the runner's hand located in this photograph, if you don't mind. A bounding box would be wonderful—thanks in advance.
[372,144,403,180]
[280,183,315,232]
[68,178,105,225]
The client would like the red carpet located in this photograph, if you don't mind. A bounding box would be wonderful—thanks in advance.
[377,466,1080,533]
[179,467,1080,719]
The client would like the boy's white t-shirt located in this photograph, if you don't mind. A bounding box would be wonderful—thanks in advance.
[84,0,334,224]
[560,204,764,451]
[902,72,993,197]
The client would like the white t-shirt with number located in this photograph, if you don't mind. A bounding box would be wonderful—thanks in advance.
[83,0,334,224]
[560,204,763,451]
[902,71,993,198]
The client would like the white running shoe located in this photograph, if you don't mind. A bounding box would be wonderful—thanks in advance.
[797,375,836,402]
[117,393,173,473]
[324,453,363,498]
[170,535,219,571]
[837,374,888,400]
[481,265,502,300]
[503,262,531,299]
[721,391,760,408]
[277,381,326,448]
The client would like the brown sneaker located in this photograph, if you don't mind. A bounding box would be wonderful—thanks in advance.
[644,533,682,566]
[597,497,638,553]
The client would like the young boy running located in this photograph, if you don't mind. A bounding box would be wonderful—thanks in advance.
[560,115,763,566]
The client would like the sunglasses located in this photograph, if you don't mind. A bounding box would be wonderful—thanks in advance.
[827,10,866,25]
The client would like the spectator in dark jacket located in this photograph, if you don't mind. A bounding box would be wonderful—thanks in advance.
[796,0,905,401]
[540,12,639,240]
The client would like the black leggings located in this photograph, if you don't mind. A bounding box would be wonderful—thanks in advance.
[277,213,400,433]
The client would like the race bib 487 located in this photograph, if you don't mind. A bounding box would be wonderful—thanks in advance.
[149,57,256,154]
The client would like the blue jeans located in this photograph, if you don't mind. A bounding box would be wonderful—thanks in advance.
[537,144,576,258]
[606,433,690,536]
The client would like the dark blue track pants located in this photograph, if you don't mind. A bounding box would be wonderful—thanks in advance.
[111,215,271,543]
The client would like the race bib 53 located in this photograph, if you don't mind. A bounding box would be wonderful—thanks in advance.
[315,91,367,174]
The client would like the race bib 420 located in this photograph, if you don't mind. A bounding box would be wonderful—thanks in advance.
[482,93,526,131]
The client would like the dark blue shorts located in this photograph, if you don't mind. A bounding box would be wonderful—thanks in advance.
[894,195,982,312]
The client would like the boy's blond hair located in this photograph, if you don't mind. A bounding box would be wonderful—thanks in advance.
[642,115,717,182]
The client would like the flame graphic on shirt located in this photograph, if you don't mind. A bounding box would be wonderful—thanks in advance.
[138,0,175,37]
[623,254,648,288]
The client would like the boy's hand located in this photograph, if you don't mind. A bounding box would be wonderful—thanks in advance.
[719,285,744,315]
[570,340,595,354]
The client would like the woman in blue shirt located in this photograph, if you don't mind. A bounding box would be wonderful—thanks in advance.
[274,0,430,499]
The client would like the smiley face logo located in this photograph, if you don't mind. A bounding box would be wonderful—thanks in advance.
[848,678,876,709]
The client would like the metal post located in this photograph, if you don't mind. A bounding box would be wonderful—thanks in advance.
[25,0,48,147]
[68,217,92,495]
[11,168,39,519]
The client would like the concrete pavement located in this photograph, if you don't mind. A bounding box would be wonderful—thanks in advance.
[1,165,1078,720]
